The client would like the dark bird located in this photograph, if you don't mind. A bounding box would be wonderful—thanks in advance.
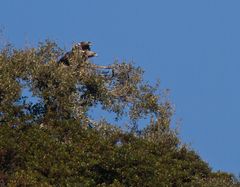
[58,41,97,66]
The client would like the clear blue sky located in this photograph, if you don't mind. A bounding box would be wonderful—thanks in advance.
[0,0,239,175]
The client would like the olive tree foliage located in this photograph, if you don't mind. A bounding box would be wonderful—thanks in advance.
[0,41,239,186]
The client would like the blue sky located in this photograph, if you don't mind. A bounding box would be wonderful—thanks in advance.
[0,0,239,175]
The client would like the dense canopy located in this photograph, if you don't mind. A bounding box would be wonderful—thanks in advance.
[0,41,239,186]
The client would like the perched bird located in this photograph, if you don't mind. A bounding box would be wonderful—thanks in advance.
[58,41,97,66]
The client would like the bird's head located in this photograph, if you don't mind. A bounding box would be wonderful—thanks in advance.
[80,41,92,46]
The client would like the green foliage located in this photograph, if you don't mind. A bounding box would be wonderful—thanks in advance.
[0,41,239,186]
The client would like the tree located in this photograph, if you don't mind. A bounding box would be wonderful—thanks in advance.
[0,40,239,186]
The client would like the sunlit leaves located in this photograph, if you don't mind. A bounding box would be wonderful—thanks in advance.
[0,41,238,186]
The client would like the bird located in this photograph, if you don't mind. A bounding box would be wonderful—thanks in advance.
[58,41,97,66]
